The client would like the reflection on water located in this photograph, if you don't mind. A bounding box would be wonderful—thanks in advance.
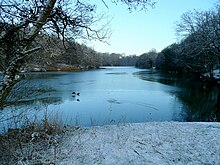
[134,70,220,122]
[178,86,220,122]
[1,67,219,128]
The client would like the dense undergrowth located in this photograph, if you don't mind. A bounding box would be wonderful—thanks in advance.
[0,109,71,165]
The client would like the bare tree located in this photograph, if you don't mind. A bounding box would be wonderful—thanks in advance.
[176,6,220,75]
[135,49,158,69]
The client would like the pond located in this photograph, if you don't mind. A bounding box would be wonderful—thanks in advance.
[1,67,219,128]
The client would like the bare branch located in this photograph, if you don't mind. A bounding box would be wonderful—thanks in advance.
[22,47,41,55]
[101,0,109,9]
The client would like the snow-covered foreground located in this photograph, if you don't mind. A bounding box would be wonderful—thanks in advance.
[51,122,220,165]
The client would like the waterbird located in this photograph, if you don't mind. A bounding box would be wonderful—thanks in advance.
[72,92,80,96]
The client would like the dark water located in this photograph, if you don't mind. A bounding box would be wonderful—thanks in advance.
[1,67,219,128]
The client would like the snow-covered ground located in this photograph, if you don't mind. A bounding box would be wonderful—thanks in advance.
[203,69,220,79]
[44,122,220,165]
[14,122,220,164]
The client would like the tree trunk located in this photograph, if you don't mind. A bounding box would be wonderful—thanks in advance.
[0,57,21,109]
[0,0,56,109]
[215,91,220,121]
[209,64,214,79]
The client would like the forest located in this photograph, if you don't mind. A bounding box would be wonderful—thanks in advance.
[138,4,220,82]
[22,1,220,83]
[17,36,139,72]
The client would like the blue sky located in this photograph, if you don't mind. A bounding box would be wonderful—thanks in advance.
[83,0,217,55]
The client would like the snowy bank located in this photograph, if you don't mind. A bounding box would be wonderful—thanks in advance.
[20,122,220,165]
